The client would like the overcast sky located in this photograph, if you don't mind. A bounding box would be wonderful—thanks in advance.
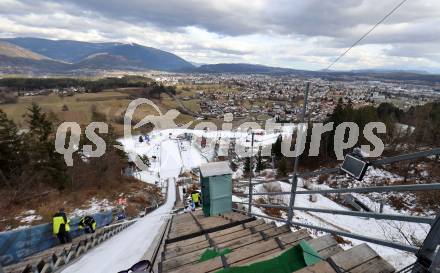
[1,0,439,71]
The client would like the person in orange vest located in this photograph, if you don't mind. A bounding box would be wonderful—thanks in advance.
[52,208,71,244]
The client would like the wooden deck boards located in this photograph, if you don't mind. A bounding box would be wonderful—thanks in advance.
[161,211,395,273]
[330,244,394,273]
[162,225,288,271]
[350,256,395,273]
[331,243,378,270]
[166,212,256,244]
[165,219,265,250]
[306,235,344,259]
[166,220,266,252]
[232,230,312,267]
[168,216,231,239]
[166,229,311,273]
[215,225,279,250]
[298,244,395,273]
[295,261,338,273]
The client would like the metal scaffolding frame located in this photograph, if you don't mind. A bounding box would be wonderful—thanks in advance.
[234,82,440,271]
[233,147,440,271]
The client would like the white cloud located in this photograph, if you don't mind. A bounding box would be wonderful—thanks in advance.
[0,0,440,71]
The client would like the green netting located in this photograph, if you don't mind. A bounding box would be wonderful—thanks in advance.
[300,240,322,266]
[199,248,232,262]
[216,240,321,273]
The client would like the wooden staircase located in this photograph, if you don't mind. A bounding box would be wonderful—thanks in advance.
[159,211,395,273]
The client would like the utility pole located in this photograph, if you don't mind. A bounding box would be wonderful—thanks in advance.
[247,132,255,216]
[287,82,310,225]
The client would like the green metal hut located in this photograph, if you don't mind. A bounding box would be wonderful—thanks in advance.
[199,161,233,217]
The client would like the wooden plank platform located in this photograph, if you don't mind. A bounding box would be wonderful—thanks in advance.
[165,221,273,260]
[160,211,395,273]
[166,211,256,244]
[162,225,293,271]
[166,219,266,250]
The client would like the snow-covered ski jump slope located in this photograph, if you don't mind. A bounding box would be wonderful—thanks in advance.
[62,135,184,273]
[61,128,278,272]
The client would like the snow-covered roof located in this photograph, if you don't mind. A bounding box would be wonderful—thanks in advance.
[200,161,232,177]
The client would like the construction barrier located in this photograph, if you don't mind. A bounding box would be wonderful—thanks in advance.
[0,212,112,267]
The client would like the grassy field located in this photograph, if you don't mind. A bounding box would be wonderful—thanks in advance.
[182,99,201,112]
[0,90,199,135]
[0,91,128,125]
[0,81,245,136]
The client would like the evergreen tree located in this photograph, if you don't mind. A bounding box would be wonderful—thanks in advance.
[272,135,283,159]
[244,157,251,176]
[256,149,265,172]
[409,102,440,146]
[25,103,69,189]
[0,110,26,184]
[277,157,288,178]
[319,99,383,160]
[26,103,53,142]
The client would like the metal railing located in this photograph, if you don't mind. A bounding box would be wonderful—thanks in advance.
[2,221,136,273]
[232,148,440,272]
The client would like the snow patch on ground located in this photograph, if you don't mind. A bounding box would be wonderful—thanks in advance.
[70,198,115,218]
[13,210,43,228]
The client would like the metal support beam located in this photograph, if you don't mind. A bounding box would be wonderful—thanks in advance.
[296,183,440,195]
[287,82,310,225]
[234,201,287,210]
[372,148,440,166]
[429,250,440,273]
[241,183,440,196]
[247,132,255,216]
[239,148,440,186]
[251,177,291,186]
[235,209,419,253]
[298,148,440,179]
[233,201,434,224]
[417,212,440,270]
[289,219,419,253]
[292,206,434,224]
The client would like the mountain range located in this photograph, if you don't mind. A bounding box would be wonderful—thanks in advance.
[0,37,439,84]
[0,37,194,73]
